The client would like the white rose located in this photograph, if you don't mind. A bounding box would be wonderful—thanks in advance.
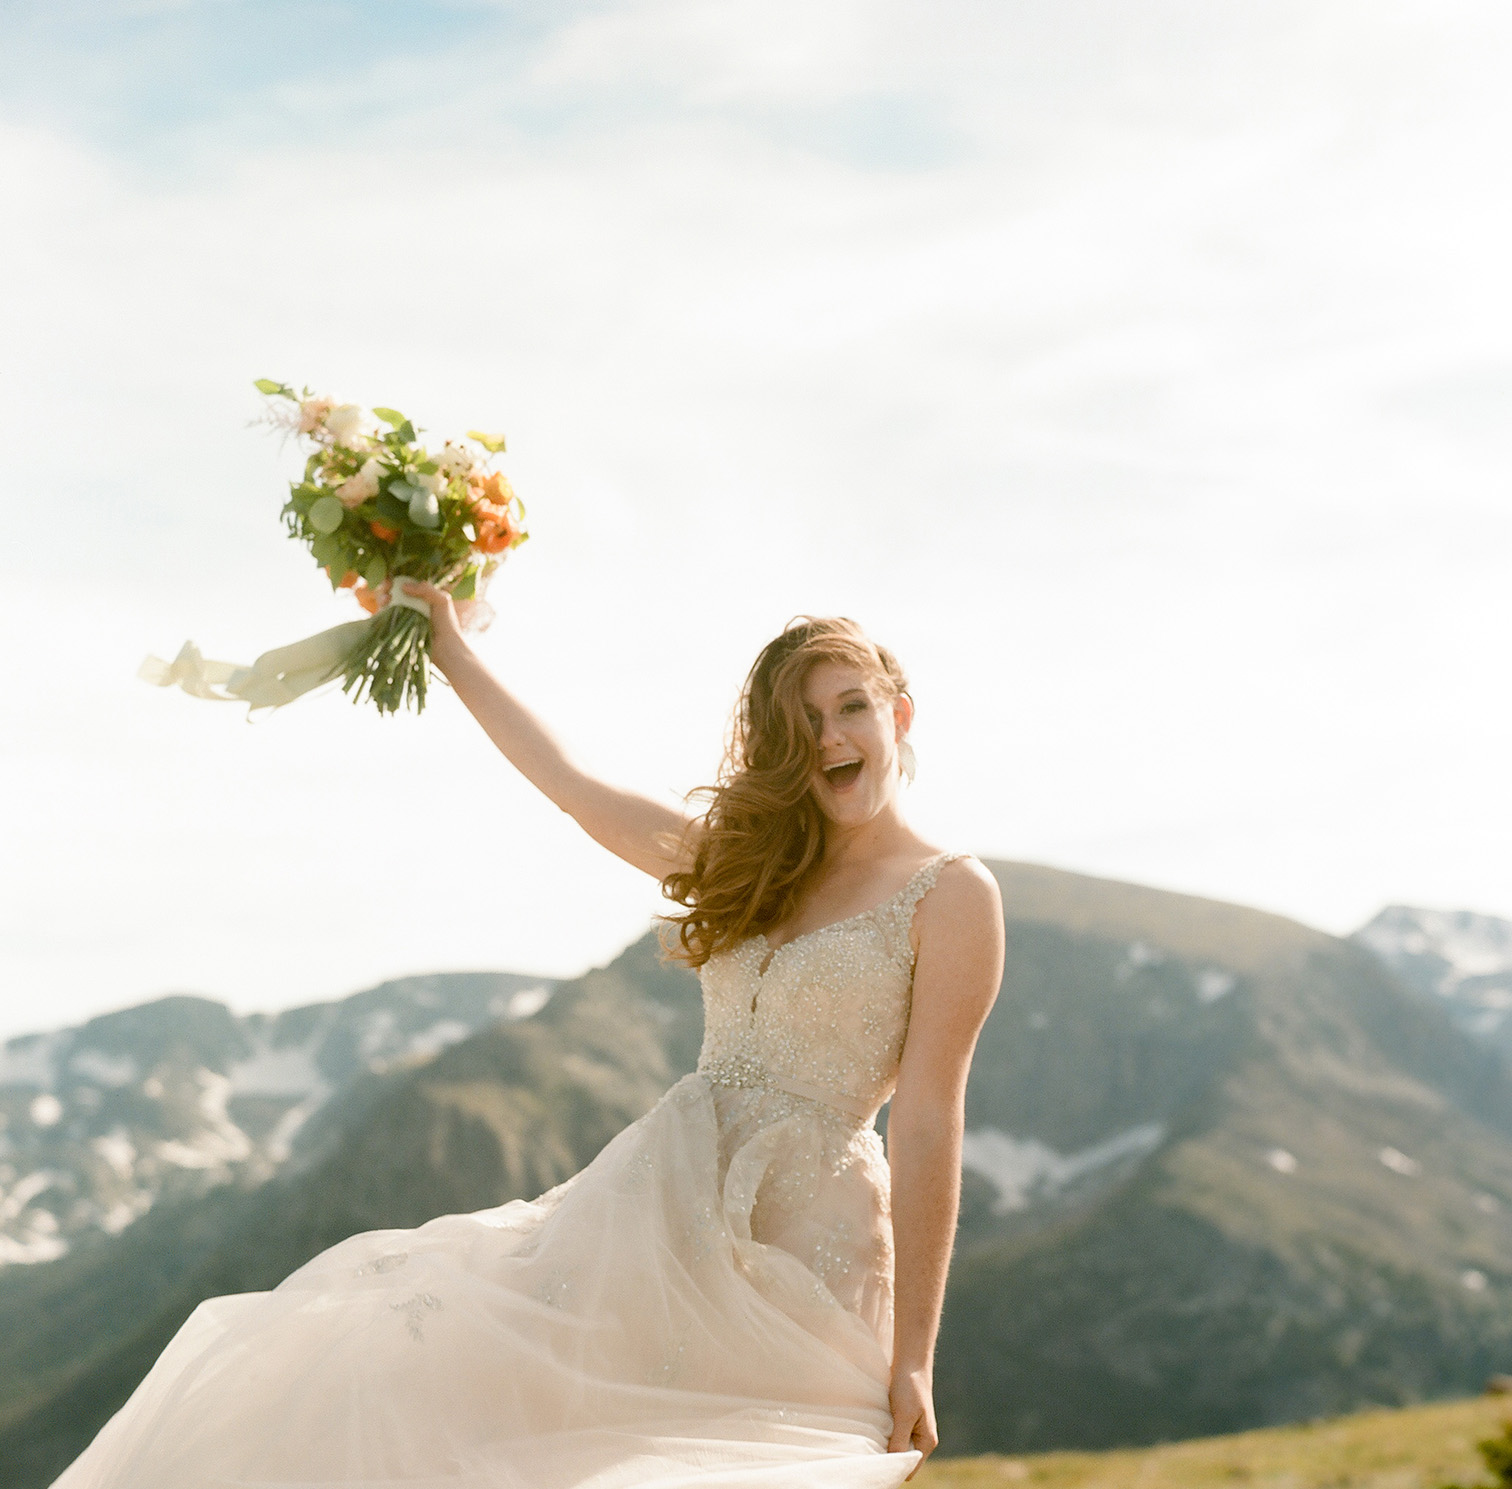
[325,403,366,448]
[414,470,447,496]
[336,457,383,509]
[436,441,476,477]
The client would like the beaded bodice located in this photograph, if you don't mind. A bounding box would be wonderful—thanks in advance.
[696,853,964,1122]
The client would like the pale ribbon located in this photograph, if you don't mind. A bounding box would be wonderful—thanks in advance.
[138,589,489,712]
[765,1072,877,1122]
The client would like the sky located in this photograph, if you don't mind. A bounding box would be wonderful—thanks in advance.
[2,0,1510,1040]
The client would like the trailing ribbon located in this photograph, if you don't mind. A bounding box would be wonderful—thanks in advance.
[139,620,381,710]
[137,587,489,713]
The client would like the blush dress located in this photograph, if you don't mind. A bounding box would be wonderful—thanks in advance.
[52,852,967,1489]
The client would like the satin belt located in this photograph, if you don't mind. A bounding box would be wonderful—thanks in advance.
[765,1072,878,1122]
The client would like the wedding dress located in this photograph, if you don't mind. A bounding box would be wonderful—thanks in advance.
[53,852,966,1489]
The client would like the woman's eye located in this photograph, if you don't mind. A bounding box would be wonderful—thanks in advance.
[842,700,865,713]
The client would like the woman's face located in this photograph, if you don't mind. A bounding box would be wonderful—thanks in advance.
[801,659,912,826]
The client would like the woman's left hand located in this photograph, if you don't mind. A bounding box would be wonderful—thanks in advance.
[888,1365,938,1476]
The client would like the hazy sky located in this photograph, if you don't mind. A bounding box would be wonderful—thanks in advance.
[3,0,1510,1040]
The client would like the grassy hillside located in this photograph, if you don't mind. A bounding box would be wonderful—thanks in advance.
[919,1394,1512,1489]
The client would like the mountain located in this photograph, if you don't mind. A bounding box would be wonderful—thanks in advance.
[0,972,554,1267]
[1354,905,1512,1054]
[936,863,1512,1452]
[7,863,1512,1485]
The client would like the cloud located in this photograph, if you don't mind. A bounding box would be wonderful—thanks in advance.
[2,0,1511,1035]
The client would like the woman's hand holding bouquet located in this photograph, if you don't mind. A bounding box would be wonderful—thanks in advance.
[140,381,528,715]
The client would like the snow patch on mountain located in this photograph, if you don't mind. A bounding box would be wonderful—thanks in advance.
[69,1049,138,1088]
[0,1033,63,1091]
[1356,906,1512,1000]
[961,1122,1167,1213]
[229,1041,326,1099]
[1355,906,1512,1046]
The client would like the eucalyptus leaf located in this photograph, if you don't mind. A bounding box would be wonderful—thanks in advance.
[309,495,345,534]
[372,407,407,427]
[408,489,441,529]
[453,567,478,601]
[394,420,416,444]
[364,555,388,587]
[311,532,340,566]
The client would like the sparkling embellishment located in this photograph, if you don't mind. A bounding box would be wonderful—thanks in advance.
[693,852,964,1321]
[390,1291,442,1341]
[697,853,962,1123]
[534,1271,574,1309]
[648,1325,692,1385]
[354,1251,409,1277]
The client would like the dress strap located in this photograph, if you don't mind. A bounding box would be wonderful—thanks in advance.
[895,851,967,921]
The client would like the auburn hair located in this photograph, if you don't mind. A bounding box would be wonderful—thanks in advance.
[660,616,909,969]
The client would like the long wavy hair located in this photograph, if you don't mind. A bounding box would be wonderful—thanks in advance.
[660,616,910,969]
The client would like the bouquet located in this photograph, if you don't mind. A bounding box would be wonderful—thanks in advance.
[141,381,527,714]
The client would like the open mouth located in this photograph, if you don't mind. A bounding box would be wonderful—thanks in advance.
[822,759,864,790]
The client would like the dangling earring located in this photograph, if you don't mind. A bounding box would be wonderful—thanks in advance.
[897,738,917,785]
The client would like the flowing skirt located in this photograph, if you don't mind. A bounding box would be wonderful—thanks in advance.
[52,1073,919,1489]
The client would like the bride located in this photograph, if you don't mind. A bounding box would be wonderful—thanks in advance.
[55,598,1005,1489]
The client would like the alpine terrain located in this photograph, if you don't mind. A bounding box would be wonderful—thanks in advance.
[3,862,1512,1484]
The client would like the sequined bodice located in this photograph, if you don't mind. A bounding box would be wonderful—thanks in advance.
[696,853,963,1122]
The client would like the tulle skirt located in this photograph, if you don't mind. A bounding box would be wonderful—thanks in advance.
[52,1073,919,1489]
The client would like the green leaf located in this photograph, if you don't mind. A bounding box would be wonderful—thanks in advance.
[375,491,409,523]
[394,420,416,444]
[254,378,294,398]
[364,555,388,587]
[453,566,478,601]
[309,494,345,534]
[311,532,341,567]
[416,459,438,474]
[372,407,408,427]
[467,429,506,453]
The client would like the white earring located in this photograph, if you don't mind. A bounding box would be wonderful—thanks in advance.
[897,738,916,785]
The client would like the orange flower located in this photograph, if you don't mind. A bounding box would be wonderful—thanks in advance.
[474,470,515,508]
[325,567,359,589]
[369,519,400,544]
[354,583,382,614]
[473,505,517,554]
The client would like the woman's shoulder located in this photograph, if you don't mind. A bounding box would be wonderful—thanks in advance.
[912,852,1002,933]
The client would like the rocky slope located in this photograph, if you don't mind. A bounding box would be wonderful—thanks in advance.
[0,972,553,1267]
[1354,904,1512,1054]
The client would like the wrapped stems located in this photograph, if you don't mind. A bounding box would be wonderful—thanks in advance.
[341,605,432,715]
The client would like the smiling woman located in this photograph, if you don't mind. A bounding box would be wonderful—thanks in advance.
[50,605,1005,1489]
[661,617,917,968]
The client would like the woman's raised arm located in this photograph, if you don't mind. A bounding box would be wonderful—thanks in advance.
[405,581,697,880]
[885,858,1005,1472]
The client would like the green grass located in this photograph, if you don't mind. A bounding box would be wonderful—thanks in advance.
[920,1396,1512,1489]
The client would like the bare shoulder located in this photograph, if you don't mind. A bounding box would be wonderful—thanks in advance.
[917,854,1003,937]
[907,852,1003,967]
[906,855,1005,1042]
